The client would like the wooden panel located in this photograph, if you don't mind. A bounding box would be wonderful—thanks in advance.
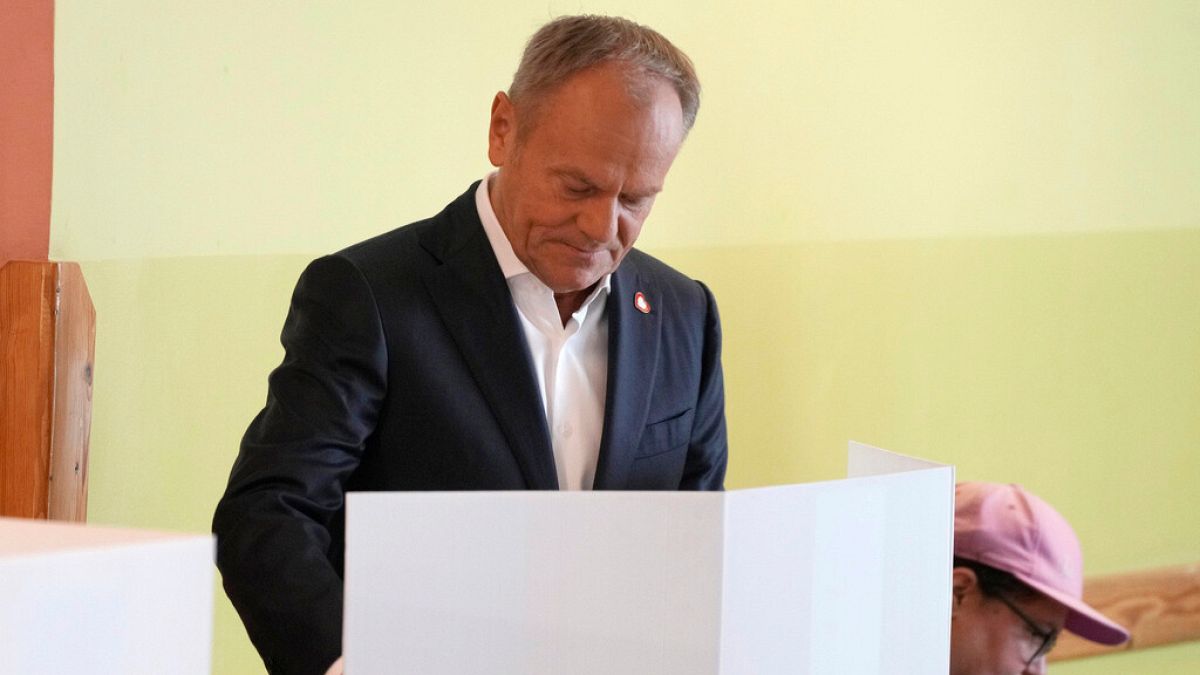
[1051,562,1200,661]
[0,261,94,521]
[47,263,94,520]
[0,261,56,517]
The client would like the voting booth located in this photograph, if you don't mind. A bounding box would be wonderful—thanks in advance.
[0,517,214,674]
[344,443,954,674]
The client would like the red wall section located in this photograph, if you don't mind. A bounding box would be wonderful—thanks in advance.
[0,1,54,262]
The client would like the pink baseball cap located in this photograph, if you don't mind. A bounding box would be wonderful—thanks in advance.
[954,482,1129,645]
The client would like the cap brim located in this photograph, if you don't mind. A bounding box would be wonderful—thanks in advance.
[1024,579,1130,646]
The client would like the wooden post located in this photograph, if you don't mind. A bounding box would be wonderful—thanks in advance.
[0,260,95,521]
[1051,562,1200,661]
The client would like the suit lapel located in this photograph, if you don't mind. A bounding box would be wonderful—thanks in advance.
[593,260,661,489]
[419,187,558,489]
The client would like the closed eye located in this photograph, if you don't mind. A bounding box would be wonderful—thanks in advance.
[620,194,653,210]
[563,184,593,199]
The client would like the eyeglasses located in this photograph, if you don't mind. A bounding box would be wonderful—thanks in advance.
[994,592,1060,667]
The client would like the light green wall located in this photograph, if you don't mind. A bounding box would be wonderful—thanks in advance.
[51,0,1200,258]
[54,2,1199,673]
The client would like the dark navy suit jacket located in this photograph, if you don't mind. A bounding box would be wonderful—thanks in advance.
[212,183,727,674]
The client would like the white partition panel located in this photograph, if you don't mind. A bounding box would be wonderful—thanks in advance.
[345,443,953,674]
[0,518,214,675]
[345,492,725,674]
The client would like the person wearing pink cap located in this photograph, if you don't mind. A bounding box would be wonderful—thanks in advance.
[951,482,1130,674]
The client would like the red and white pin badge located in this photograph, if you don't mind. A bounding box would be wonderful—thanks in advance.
[634,291,652,314]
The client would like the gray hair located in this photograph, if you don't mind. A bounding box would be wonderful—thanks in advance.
[508,15,701,133]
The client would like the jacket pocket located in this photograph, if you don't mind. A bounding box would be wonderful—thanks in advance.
[635,409,693,458]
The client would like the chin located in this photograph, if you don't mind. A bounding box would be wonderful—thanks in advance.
[540,266,607,294]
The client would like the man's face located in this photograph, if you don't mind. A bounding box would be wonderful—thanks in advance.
[487,63,686,299]
[949,569,1068,675]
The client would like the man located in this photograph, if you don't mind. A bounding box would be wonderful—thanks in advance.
[213,15,727,675]
[950,482,1129,674]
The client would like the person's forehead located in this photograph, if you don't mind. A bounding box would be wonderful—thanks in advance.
[522,77,681,155]
[549,165,664,196]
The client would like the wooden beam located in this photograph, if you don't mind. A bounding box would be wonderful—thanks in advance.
[0,261,94,521]
[1051,562,1200,661]
[0,261,55,516]
[47,263,94,520]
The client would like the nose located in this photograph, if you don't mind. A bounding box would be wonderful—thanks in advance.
[577,196,619,244]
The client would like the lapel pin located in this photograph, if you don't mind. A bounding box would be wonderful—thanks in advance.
[634,291,651,314]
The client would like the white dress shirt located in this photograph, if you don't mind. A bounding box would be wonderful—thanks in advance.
[475,175,609,490]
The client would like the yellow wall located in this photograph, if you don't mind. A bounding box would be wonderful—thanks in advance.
[53,2,1199,673]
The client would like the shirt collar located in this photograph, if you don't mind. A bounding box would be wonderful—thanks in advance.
[475,173,530,280]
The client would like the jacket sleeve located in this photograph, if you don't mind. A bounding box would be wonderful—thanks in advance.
[679,280,728,490]
[212,254,387,675]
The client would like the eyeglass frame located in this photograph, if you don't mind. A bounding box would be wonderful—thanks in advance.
[993,591,1061,667]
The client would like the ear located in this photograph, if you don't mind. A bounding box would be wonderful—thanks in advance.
[951,567,977,613]
[488,91,517,168]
